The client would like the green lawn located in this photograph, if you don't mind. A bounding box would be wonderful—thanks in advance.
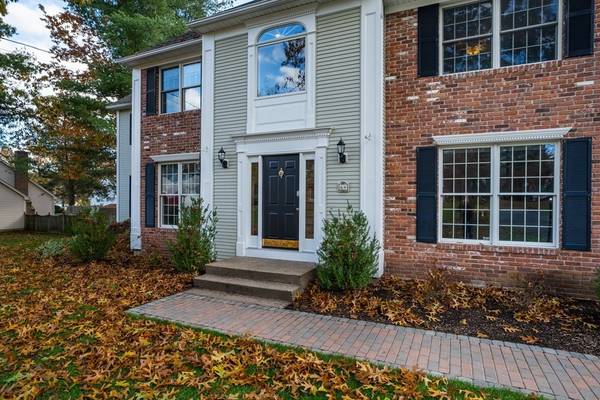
[0,232,537,399]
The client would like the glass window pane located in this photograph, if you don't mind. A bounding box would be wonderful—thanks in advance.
[161,195,179,226]
[161,164,178,195]
[305,159,315,240]
[161,67,179,91]
[258,23,305,43]
[251,162,259,236]
[441,194,491,240]
[162,91,180,114]
[183,62,201,88]
[181,162,200,195]
[258,38,306,96]
[183,87,201,111]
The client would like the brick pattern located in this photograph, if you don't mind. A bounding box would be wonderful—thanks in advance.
[139,67,201,252]
[384,7,600,298]
[130,293,600,400]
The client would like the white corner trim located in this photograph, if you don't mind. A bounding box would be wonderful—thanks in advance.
[130,69,142,251]
[360,0,385,277]
[432,127,572,146]
[150,152,200,163]
[200,34,215,209]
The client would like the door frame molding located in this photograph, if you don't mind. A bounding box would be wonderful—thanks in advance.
[234,128,329,262]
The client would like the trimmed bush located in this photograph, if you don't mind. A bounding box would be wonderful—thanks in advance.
[167,197,218,273]
[69,209,115,262]
[316,204,380,290]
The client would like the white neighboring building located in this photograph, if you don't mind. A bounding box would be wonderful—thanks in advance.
[0,152,57,231]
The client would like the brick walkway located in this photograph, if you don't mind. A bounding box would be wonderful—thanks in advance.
[129,291,600,400]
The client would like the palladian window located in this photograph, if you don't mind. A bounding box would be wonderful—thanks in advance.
[257,23,306,97]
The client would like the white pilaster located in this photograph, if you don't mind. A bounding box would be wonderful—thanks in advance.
[360,0,385,276]
[130,68,142,250]
[201,34,215,208]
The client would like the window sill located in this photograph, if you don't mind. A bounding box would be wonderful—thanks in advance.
[434,58,567,79]
[431,240,560,255]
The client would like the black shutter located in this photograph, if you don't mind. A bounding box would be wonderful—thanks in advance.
[145,162,156,228]
[416,146,438,243]
[418,4,439,77]
[146,67,158,116]
[562,137,592,250]
[566,0,594,57]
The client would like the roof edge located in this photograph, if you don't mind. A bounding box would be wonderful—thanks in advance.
[118,38,203,67]
[0,178,28,199]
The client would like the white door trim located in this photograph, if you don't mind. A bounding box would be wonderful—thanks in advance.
[234,129,329,262]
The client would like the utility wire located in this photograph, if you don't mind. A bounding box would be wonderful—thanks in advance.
[0,37,52,54]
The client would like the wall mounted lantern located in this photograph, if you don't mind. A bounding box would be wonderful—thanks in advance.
[337,138,347,164]
[218,147,228,168]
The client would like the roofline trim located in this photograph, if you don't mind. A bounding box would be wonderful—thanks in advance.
[0,178,28,199]
[117,38,203,66]
[106,102,131,111]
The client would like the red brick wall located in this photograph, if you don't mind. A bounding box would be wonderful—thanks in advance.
[139,67,201,254]
[384,8,600,298]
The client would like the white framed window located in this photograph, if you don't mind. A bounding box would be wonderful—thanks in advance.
[158,161,200,228]
[440,0,561,74]
[438,142,559,247]
[257,23,306,97]
[160,61,201,114]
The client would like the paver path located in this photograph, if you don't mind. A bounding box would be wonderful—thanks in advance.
[129,291,600,400]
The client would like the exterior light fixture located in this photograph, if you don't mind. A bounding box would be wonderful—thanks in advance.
[337,138,346,164]
[218,147,228,168]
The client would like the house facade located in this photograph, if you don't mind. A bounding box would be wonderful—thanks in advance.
[0,152,57,230]
[118,0,598,297]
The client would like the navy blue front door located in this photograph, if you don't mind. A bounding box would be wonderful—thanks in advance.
[262,154,299,249]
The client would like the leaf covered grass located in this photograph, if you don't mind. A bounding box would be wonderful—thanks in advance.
[0,232,536,399]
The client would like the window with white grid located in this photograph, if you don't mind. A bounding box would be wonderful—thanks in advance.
[498,144,556,243]
[159,161,200,227]
[441,147,492,240]
[439,143,558,247]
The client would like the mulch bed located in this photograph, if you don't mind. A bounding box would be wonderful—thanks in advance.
[291,271,600,357]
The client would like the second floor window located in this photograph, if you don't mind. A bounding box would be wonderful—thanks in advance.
[442,0,559,74]
[161,61,201,114]
[257,23,306,97]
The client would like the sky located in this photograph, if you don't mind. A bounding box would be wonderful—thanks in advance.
[1,0,65,64]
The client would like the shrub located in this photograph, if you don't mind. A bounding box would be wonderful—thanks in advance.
[167,197,218,273]
[316,204,380,290]
[69,209,115,262]
[36,238,71,260]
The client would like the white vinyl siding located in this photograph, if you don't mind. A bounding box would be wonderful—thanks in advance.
[117,109,131,222]
[213,34,248,258]
[0,184,25,230]
[316,7,362,211]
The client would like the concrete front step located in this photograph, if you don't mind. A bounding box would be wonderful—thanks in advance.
[193,274,303,302]
[205,257,315,286]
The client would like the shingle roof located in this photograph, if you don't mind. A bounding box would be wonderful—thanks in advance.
[145,30,203,52]
[106,94,132,110]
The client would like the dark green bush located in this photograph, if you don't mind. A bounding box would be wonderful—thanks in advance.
[316,204,380,290]
[69,209,115,262]
[167,197,218,273]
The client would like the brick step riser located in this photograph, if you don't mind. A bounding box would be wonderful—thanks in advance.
[205,265,314,287]
[193,277,299,302]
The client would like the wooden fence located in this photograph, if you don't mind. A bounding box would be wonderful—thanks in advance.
[25,214,77,233]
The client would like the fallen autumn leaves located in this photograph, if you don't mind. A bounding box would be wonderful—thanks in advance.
[293,271,600,356]
[0,233,534,399]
